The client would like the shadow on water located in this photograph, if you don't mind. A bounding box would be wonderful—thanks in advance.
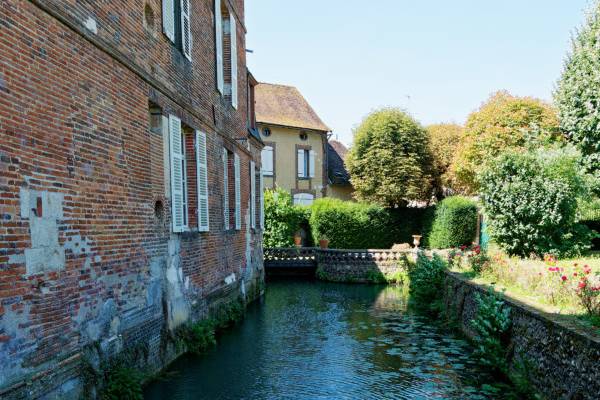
[144,281,518,400]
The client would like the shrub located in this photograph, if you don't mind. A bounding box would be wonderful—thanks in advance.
[470,289,512,375]
[180,320,217,355]
[479,148,596,258]
[428,196,478,249]
[346,108,436,206]
[101,367,143,400]
[263,188,307,247]
[308,198,433,249]
[408,253,448,315]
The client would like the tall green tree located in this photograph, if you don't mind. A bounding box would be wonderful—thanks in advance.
[426,123,463,194]
[555,1,600,182]
[450,91,560,194]
[346,108,435,207]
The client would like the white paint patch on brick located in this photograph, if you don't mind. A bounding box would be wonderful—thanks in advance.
[84,17,98,34]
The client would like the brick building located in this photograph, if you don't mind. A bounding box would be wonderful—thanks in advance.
[0,0,264,398]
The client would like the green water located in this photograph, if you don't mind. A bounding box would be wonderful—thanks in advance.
[144,281,516,399]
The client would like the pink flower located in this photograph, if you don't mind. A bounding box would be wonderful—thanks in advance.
[578,281,587,289]
[561,275,568,282]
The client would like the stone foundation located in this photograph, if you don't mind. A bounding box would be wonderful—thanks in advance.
[443,272,600,400]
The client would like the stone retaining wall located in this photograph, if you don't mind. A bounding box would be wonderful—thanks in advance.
[316,249,414,282]
[443,272,600,400]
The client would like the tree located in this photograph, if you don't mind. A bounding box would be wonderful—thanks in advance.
[554,1,600,182]
[450,91,560,194]
[346,108,435,207]
[479,146,595,258]
[426,123,463,194]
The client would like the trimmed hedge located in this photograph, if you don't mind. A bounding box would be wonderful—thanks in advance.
[309,198,433,249]
[427,196,478,249]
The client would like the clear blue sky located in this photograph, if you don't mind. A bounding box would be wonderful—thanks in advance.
[246,0,590,146]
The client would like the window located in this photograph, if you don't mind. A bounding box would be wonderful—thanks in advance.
[168,114,210,233]
[215,0,224,93]
[217,3,237,107]
[250,161,256,229]
[259,171,264,229]
[234,153,241,230]
[223,148,229,230]
[196,131,209,231]
[162,0,192,61]
[297,148,315,179]
[169,115,188,232]
[293,193,314,206]
[299,131,308,141]
[261,146,274,176]
[262,127,271,137]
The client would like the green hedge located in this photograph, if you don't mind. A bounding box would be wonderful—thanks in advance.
[263,189,308,248]
[309,198,433,249]
[427,196,478,249]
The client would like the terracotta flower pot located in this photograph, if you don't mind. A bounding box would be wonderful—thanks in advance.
[294,235,302,247]
[319,239,329,249]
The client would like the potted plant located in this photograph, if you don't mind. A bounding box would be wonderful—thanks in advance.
[294,232,302,247]
[319,235,330,249]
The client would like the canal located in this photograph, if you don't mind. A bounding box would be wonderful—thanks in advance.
[144,281,517,399]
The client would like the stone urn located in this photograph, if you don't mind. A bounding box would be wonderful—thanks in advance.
[319,238,330,249]
[412,235,422,249]
[294,234,302,247]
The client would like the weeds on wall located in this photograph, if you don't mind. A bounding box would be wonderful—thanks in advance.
[470,288,512,374]
[408,253,447,316]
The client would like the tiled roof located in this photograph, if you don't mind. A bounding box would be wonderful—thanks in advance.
[255,83,330,132]
[327,140,351,185]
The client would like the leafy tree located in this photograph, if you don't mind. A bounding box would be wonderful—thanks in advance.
[346,108,435,206]
[426,123,463,193]
[450,91,560,194]
[479,146,595,258]
[554,1,600,182]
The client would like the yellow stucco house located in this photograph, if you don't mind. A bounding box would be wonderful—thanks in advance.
[256,83,329,205]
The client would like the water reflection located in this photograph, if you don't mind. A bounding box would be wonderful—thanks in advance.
[144,282,514,400]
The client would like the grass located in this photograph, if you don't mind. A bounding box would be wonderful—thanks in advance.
[448,246,600,332]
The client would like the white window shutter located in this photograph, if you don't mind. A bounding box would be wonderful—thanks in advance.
[230,16,238,109]
[181,0,192,61]
[196,131,209,232]
[169,115,185,232]
[261,146,273,176]
[297,149,305,178]
[215,0,224,93]
[223,148,229,230]
[259,171,264,229]
[250,161,256,229]
[309,150,316,178]
[162,0,175,42]
[234,153,241,230]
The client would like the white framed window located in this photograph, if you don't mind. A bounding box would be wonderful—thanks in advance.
[223,148,229,230]
[297,149,315,178]
[169,115,188,232]
[230,16,238,108]
[261,146,274,176]
[215,0,224,93]
[259,171,264,229]
[234,153,241,230]
[250,161,256,229]
[293,193,314,206]
[162,0,192,61]
[196,131,209,231]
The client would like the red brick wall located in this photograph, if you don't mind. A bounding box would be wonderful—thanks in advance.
[0,0,263,396]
